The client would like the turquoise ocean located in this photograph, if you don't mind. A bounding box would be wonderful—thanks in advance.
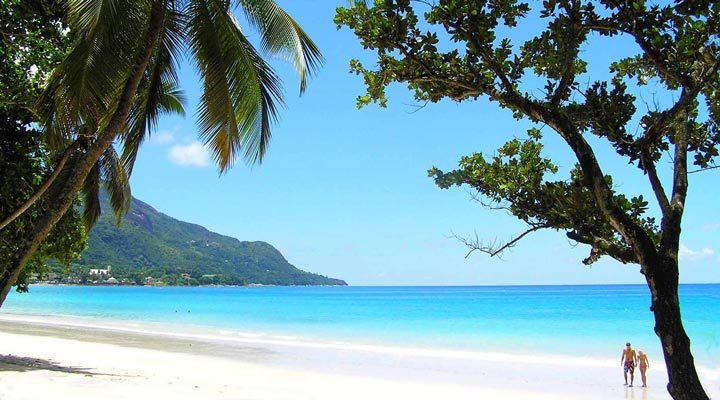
[3,284,719,368]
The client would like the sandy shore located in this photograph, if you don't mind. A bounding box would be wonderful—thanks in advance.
[0,315,717,399]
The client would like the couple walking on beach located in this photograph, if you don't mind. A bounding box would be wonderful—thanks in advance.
[621,342,650,387]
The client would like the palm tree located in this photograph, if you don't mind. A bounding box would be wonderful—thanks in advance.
[0,0,321,305]
[0,54,186,231]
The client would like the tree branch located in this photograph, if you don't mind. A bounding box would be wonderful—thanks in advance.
[551,1,581,106]
[640,150,671,216]
[655,108,690,259]
[453,223,551,258]
[670,111,689,212]
[496,91,660,271]
[0,140,80,231]
[433,9,520,98]
[584,19,688,87]
[639,88,697,148]
[566,230,638,264]
[688,165,720,174]
[467,190,513,213]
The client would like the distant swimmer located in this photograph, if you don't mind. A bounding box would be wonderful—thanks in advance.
[621,342,637,387]
[638,350,650,387]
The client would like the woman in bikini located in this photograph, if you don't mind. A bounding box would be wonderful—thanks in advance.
[638,350,650,387]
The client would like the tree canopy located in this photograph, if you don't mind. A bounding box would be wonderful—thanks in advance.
[335,0,719,278]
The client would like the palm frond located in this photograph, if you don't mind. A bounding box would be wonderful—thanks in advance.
[36,38,105,148]
[99,147,131,225]
[121,7,187,176]
[122,81,186,175]
[159,83,186,115]
[80,148,131,231]
[187,0,283,169]
[38,0,152,149]
[234,0,323,94]
[65,0,121,38]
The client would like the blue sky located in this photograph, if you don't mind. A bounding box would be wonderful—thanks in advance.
[124,2,720,286]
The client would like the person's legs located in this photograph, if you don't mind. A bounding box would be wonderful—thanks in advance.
[640,366,647,387]
[629,366,635,387]
[624,363,629,385]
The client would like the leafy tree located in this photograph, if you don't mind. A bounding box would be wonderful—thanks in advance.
[336,1,719,398]
[0,0,87,292]
[0,0,322,305]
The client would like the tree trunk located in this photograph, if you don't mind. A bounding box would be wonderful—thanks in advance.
[0,0,166,306]
[0,140,80,231]
[646,257,709,400]
[0,140,104,304]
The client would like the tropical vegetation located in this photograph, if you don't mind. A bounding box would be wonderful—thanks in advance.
[0,0,322,305]
[0,0,88,293]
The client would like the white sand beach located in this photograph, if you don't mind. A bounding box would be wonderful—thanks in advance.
[0,315,718,400]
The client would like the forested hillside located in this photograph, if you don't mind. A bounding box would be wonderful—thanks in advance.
[54,191,346,286]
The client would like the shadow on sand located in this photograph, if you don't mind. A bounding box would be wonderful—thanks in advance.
[0,354,125,376]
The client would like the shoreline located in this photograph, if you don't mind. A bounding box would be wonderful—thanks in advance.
[2,314,719,399]
[2,312,719,374]
[0,313,623,368]
[27,282,720,287]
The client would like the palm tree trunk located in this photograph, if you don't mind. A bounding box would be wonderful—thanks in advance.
[0,140,80,231]
[0,0,166,306]
[645,256,709,400]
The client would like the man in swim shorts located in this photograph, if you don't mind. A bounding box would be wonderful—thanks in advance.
[620,342,637,386]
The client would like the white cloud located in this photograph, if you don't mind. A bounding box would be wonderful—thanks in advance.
[679,244,715,261]
[151,131,175,145]
[168,142,211,167]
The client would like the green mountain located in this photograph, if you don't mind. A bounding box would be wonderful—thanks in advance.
[63,191,346,286]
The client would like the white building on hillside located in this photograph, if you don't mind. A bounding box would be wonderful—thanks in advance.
[89,266,112,276]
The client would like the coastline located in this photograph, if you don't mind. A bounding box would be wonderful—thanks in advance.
[2,314,718,399]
